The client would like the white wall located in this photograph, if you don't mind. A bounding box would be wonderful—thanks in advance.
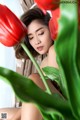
[0,44,16,108]
[0,0,23,108]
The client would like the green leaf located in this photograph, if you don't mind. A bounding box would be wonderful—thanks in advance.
[55,1,80,119]
[0,67,74,119]
[42,66,67,98]
[44,75,49,80]
[76,30,80,76]
[42,67,60,81]
[42,66,61,88]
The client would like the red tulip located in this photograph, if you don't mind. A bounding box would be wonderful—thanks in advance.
[49,8,60,40]
[78,0,80,30]
[0,4,27,47]
[34,0,60,11]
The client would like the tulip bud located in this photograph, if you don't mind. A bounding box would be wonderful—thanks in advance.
[34,0,60,11]
[0,4,27,47]
[49,8,60,40]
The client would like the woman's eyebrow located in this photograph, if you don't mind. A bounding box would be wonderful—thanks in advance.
[36,27,44,32]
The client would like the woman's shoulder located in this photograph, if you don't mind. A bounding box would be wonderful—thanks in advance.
[48,45,56,61]
[48,45,58,68]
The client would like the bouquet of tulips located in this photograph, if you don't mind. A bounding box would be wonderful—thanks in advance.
[0,0,80,120]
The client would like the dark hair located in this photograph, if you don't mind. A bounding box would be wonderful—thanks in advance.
[14,7,51,59]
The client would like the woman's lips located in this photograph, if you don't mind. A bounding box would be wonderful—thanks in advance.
[37,46,43,51]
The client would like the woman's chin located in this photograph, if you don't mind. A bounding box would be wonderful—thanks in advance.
[38,51,47,55]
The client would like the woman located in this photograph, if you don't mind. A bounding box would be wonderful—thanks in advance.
[17,7,60,120]
[0,7,60,120]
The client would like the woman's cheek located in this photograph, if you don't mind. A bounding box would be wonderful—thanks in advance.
[30,41,35,49]
[29,41,33,46]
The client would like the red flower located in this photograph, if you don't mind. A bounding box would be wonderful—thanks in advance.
[34,0,60,11]
[0,4,27,47]
[49,8,60,40]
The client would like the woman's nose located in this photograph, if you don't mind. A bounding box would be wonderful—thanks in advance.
[35,37,41,45]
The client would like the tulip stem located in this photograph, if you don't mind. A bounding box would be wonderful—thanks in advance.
[21,42,51,94]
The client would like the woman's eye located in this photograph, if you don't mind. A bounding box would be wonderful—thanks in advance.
[38,32,44,35]
[28,37,33,40]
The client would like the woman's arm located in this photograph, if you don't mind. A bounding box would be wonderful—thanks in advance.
[21,103,42,120]
[10,108,21,120]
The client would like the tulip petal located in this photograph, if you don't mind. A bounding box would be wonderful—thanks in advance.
[0,4,27,47]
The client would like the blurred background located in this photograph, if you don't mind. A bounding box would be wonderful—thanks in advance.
[0,0,41,109]
[0,0,24,108]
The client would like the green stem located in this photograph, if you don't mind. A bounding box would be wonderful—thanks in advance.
[21,42,51,94]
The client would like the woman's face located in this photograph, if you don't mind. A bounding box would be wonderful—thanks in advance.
[27,19,53,55]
